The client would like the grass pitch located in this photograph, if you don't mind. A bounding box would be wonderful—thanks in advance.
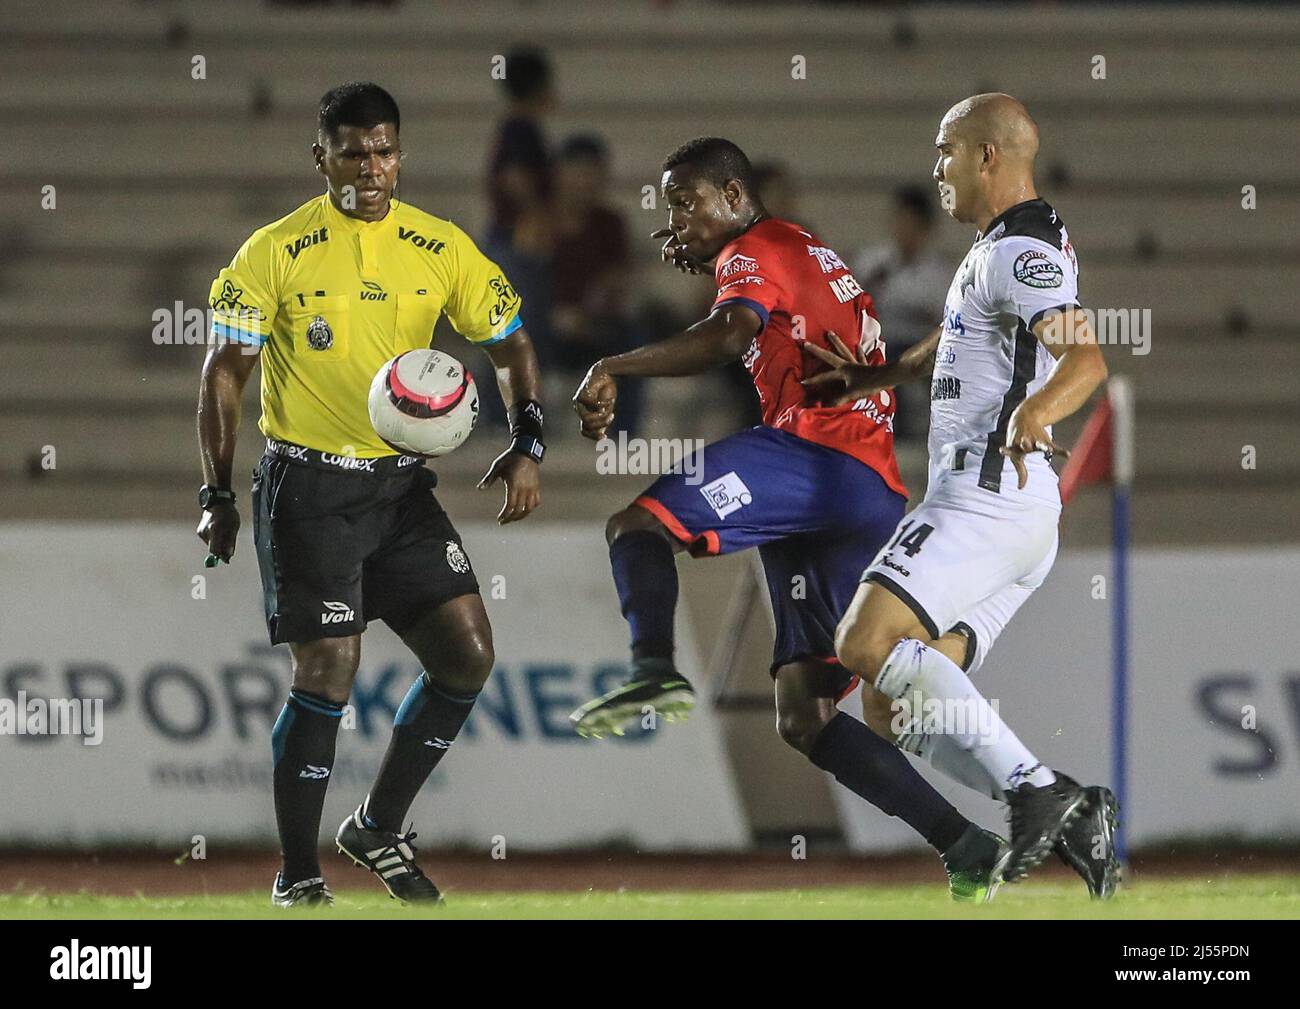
[3,875,1298,919]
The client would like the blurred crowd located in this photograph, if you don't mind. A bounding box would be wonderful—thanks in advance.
[473,46,953,443]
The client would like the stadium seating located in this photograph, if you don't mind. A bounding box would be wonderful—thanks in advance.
[1,0,1297,555]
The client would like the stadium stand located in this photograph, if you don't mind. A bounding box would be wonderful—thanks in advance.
[1,0,1297,557]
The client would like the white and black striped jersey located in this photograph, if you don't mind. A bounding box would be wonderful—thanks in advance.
[928,198,1079,507]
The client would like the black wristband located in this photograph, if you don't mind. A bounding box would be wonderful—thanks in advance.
[509,399,545,443]
[510,435,545,464]
[508,399,544,462]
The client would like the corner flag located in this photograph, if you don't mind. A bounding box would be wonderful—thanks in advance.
[1060,376,1134,863]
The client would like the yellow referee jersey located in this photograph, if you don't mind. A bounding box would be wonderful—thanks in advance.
[208,194,522,457]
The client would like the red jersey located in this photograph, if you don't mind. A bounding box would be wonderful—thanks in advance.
[711,217,906,497]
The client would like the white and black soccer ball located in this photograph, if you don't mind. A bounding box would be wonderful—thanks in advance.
[368,349,479,457]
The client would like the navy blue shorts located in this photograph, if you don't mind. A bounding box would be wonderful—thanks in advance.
[635,426,906,688]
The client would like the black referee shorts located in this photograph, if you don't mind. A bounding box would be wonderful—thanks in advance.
[250,443,479,645]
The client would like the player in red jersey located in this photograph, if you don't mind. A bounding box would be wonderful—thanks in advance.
[570,138,1005,900]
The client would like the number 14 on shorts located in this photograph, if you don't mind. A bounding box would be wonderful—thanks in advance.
[886,520,934,558]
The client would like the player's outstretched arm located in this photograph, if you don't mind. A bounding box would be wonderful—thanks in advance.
[196,341,260,564]
[802,326,942,406]
[478,327,543,525]
[1001,307,1109,488]
[572,303,761,440]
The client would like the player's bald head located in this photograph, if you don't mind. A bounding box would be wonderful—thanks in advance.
[939,93,1039,166]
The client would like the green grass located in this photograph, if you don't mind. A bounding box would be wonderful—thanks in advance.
[3,876,1299,919]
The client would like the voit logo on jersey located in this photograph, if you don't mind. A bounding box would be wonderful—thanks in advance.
[285,226,329,261]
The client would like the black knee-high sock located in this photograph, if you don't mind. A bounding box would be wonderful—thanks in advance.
[610,530,678,661]
[809,713,969,853]
[364,671,479,833]
[272,689,344,883]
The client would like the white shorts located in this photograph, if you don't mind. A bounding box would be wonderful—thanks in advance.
[862,466,1059,675]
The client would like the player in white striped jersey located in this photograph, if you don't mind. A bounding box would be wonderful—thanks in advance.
[805,94,1115,889]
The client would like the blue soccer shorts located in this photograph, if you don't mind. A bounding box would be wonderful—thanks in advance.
[634,426,906,692]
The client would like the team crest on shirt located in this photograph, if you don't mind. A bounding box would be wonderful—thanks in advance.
[306,315,334,350]
[445,540,470,574]
[1012,250,1063,289]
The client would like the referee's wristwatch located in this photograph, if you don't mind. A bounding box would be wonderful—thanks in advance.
[198,484,237,509]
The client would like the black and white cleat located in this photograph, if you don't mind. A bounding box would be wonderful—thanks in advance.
[1054,776,1122,899]
[271,872,334,908]
[996,771,1090,884]
[335,803,444,904]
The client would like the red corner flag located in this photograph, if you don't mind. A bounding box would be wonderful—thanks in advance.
[1059,396,1114,505]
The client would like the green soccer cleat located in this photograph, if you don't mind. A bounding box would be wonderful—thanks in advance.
[569,658,696,739]
[942,824,1008,903]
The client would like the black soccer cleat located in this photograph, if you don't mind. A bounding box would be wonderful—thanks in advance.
[569,658,696,739]
[942,824,1008,903]
[271,872,334,908]
[335,803,444,904]
[1054,777,1122,899]
[995,769,1090,884]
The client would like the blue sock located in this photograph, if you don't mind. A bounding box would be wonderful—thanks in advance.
[610,530,678,661]
[809,713,970,854]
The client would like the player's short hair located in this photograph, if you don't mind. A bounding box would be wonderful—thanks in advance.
[894,183,935,225]
[318,82,400,141]
[662,137,755,192]
[501,47,552,101]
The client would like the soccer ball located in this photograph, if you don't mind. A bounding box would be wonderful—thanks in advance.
[368,349,479,457]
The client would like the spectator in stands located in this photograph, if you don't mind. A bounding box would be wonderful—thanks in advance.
[852,184,952,442]
[478,47,556,428]
[548,134,644,434]
[486,46,554,248]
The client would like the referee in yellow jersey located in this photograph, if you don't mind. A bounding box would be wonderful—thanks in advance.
[196,83,544,907]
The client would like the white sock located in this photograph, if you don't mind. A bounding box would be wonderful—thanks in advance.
[921,733,1005,800]
[876,638,1055,797]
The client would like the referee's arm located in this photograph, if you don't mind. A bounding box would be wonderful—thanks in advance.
[196,341,260,562]
[477,326,543,525]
